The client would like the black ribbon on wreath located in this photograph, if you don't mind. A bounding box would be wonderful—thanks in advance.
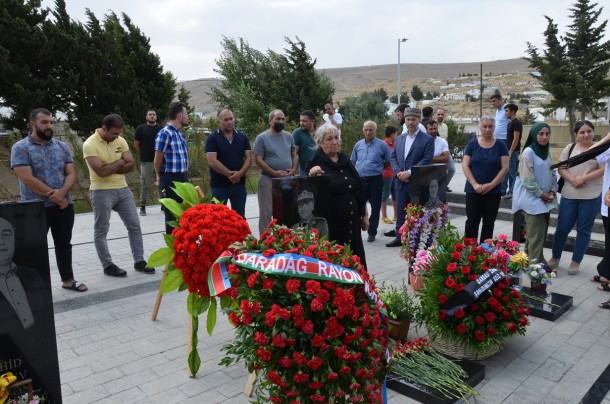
[550,141,610,170]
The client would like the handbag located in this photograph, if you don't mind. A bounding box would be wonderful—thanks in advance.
[557,143,576,193]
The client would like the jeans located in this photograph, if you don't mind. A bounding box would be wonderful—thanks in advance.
[90,187,144,268]
[465,192,501,243]
[159,172,188,234]
[139,162,156,205]
[362,175,383,237]
[211,185,247,218]
[507,151,519,193]
[551,195,600,263]
[46,204,75,282]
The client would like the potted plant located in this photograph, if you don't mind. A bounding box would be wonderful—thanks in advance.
[379,282,417,340]
[527,261,555,294]
[416,228,530,360]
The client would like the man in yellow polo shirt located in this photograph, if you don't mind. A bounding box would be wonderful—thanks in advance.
[83,114,154,277]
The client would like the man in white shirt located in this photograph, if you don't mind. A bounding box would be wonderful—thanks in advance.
[435,107,455,191]
[322,103,343,137]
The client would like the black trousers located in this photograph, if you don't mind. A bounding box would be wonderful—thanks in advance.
[597,216,610,279]
[159,172,189,234]
[465,192,501,243]
[46,204,75,282]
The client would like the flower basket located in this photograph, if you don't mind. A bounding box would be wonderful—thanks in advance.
[529,282,547,294]
[431,336,502,361]
[388,319,411,340]
[409,273,424,291]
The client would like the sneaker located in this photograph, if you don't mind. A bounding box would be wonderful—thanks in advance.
[104,264,127,277]
[367,235,375,242]
[502,192,512,199]
[548,257,559,269]
[140,207,147,216]
[134,260,155,274]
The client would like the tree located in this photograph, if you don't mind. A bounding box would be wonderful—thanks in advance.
[411,85,423,101]
[177,85,194,114]
[210,36,334,137]
[526,0,610,134]
[340,92,387,122]
[523,108,537,124]
[372,88,388,101]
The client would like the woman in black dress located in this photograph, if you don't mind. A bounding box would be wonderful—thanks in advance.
[307,125,369,269]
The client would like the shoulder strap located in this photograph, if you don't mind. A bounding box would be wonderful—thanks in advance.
[567,143,576,158]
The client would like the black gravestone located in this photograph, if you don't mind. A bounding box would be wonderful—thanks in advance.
[0,201,61,403]
[520,287,573,321]
[272,175,332,238]
[410,164,448,208]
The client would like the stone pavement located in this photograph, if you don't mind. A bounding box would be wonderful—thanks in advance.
[47,166,610,404]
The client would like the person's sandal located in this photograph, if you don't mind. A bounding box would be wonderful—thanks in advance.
[599,300,610,309]
[598,282,610,292]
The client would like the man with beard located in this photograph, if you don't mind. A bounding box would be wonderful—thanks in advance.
[10,108,87,291]
[293,110,317,176]
[205,108,252,218]
[322,103,343,137]
[395,103,427,135]
[134,109,162,216]
[253,109,298,234]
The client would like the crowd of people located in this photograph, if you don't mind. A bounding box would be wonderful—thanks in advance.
[9,98,610,310]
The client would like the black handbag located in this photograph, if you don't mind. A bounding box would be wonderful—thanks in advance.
[557,143,576,193]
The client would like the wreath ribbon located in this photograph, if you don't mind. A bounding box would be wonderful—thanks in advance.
[0,372,17,404]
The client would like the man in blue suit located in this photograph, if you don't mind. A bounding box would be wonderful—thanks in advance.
[386,107,434,247]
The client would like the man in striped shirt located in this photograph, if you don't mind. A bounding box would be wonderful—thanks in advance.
[154,102,189,234]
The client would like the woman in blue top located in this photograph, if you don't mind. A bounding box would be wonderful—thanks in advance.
[462,117,509,243]
[511,123,558,266]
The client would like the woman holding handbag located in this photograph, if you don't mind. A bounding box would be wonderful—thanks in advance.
[549,121,604,275]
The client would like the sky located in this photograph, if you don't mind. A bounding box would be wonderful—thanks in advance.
[41,0,610,82]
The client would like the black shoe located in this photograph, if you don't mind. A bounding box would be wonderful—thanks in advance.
[134,260,155,274]
[104,264,127,277]
[386,239,402,247]
[367,235,375,242]
[446,187,453,193]
[140,207,146,216]
[384,229,396,237]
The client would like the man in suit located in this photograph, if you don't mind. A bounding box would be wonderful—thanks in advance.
[386,107,434,247]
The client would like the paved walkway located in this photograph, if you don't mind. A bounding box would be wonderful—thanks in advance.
[47,167,610,403]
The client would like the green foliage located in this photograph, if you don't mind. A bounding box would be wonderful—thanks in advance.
[178,85,194,114]
[411,85,424,101]
[210,36,334,137]
[379,282,417,321]
[372,87,389,101]
[526,0,610,131]
[0,0,176,135]
[446,119,468,161]
[522,108,537,125]
[340,92,388,122]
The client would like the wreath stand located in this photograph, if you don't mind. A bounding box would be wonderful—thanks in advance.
[150,186,207,377]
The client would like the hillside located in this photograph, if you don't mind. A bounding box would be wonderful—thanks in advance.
[181,58,535,117]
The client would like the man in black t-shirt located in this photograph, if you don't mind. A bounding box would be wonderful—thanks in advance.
[503,103,523,198]
[134,109,162,215]
[205,109,253,218]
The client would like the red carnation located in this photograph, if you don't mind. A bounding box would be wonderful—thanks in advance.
[256,347,272,362]
[467,254,476,262]
[327,372,339,380]
[454,243,464,252]
[306,280,322,294]
[460,265,471,274]
[475,315,485,325]
[311,335,325,347]
[293,372,310,383]
[307,356,323,370]
[519,317,528,327]
[262,278,275,290]
[485,312,495,323]
[457,324,467,333]
[445,278,456,288]
[439,309,447,320]
[311,298,324,312]
[292,352,307,365]
[487,327,497,336]
[507,322,517,333]
[438,294,448,304]
[272,333,286,348]
[455,308,465,319]
[279,356,293,368]
[446,263,457,272]
[451,252,462,261]
[286,279,301,294]
[262,248,277,257]
[455,283,464,292]
[301,320,314,334]
[254,331,267,345]
[474,330,485,341]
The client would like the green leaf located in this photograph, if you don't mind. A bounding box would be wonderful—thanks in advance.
[173,182,201,206]
[206,298,217,336]
[161,198,186,220]
[163,233,175,248]
[147,247,174,267]
[161,269,184,293]
[178,283,188,292]
[187,293,210,316]
[188,314,200,376]
[167,220,179,228]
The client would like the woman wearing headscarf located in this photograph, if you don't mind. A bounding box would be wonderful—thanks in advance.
[512,122,558,267]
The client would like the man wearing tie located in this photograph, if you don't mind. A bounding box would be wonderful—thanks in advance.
[386,107,434,247]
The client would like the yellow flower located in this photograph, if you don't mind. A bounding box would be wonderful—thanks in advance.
[511,251,529,267]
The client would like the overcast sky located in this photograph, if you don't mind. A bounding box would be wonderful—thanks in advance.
[42,0,610,81]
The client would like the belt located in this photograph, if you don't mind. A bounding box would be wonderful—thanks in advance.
[362,174,382,180]
[160,172,188,178]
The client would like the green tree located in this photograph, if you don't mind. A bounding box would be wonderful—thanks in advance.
[177,85,194,114]
[522,108,537,124]
[411,85,423,101]
[340,92,387,122]
[446,119,468,161]
[372,88,388,101]
[210,36,334,137]
[526,0,610,134]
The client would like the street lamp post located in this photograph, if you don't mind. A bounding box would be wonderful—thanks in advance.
[397,38,408,105]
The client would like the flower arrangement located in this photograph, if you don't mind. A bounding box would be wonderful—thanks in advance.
[416,229,530,354]
[0,372,46,404]
[147,182,251,375]
[214,221,388,403]
[389,338,477,401]
[400,203,449,271]
[479,234,522,275]
[412,249,433,277]
[527,261,555,288]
